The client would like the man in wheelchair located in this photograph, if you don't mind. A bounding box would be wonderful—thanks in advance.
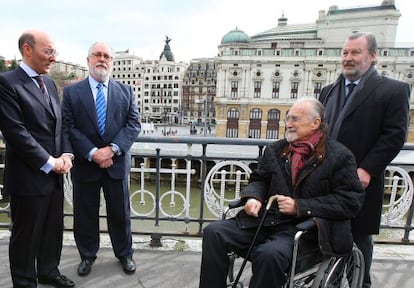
[199,97,365,288]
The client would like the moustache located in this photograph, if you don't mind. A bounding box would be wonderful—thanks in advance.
[96,63,107,69]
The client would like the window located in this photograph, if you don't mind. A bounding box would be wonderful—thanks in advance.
[268,109,280,120]
[272,81,280,98]
[250,108,262,120]
[227,108,239,119]
[314,82,322,98]
[226,128,238,138]
[231,81,238,99]
[226,108,239,138]
[290,82,299,99]
[248,129,261,139]
[254,81,261,98]
[266,109,280,139]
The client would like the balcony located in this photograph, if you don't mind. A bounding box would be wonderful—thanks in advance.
[0,128,413,287]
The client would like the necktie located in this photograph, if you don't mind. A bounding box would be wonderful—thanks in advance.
[347,82,356,96]
[96,83,106,136]
[32,75,52,106]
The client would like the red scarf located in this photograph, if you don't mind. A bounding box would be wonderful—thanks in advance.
[289,130,323,185]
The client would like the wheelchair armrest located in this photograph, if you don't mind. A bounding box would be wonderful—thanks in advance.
[295,219,316,232]
[222,199,244,220]
[228,199,244,209]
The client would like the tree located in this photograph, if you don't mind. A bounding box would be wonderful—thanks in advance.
[9,59,18,70]
[0,59,6,72]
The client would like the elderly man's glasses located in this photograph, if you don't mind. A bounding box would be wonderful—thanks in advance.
[90,52,113,61]
[285,115,302,123]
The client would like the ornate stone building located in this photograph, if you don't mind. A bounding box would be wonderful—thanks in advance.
[181,58,217,127]
[214,0,414,140]
[112,37,188,125]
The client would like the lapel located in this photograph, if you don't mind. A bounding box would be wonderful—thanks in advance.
[17,67,55,116]
[77,78,99,130]
[343,71,382,119]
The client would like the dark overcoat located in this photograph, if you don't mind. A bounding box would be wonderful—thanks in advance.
[319,71,409,234]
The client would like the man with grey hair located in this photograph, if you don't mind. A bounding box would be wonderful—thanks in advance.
[62,42,141,277]
[199,97,365,288]
[319,32,410,287]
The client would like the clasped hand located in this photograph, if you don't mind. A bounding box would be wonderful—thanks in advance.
[92,146,114,168]
[53,155,73,174]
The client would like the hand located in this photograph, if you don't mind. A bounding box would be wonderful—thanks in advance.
[52,156,72,174]
[98,158,113,169]
[244,198,262,217]
[60,155,73,174]
[52,157,64,173]
[92,146,114,166]
[357,168,371,189]
[276,195,297,216]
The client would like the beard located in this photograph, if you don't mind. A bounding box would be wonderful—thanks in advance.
[285,130,298,143]
[89,64,112,82]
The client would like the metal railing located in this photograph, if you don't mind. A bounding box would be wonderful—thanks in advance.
[1,136,414,246]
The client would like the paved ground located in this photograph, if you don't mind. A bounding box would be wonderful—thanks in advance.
[0,232,414,288]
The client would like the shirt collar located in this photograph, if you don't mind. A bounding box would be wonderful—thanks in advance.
[345,78,361,86]
[20,62,41,78]
[88,76,109,89]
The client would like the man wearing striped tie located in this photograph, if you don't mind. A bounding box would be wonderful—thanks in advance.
[62,42,141,277]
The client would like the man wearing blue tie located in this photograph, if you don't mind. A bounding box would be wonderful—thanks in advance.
[62,42,141,277]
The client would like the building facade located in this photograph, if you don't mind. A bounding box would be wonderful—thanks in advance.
[214,0,414,140]
[182,58,217,128]
[112,39,188,126]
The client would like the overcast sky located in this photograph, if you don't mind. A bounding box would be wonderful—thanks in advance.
[0,0,412,65]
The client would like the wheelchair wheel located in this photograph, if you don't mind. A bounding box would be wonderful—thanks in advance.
[341,246,364,288]
[310,246,364,288]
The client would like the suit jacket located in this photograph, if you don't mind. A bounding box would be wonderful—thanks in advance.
[319,70,410,234]
[62,78,140,182]
[0,67,65,196]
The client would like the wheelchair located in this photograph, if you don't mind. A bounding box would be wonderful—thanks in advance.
[222,196,365,288]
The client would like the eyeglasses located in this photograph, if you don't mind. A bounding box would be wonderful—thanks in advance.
[285,115,302,123]
[90,52,113,61]
[43,49,58,57]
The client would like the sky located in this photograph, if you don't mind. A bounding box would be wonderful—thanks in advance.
[0,0,413,65]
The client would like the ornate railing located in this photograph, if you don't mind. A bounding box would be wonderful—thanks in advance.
[1,136,414,245]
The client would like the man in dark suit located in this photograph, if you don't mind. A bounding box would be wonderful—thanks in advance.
[319,32,410,288]
[0,30,75,288]
[62,42,141,277]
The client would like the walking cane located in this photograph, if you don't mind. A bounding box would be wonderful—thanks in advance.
[231,195,279,288]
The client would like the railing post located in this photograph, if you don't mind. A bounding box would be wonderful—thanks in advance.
[402,173,414,243]
[155,148,161,226]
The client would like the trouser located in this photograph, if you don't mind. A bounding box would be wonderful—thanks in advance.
[9,187,63,287]
[73,175,133,260]
[199,219,296,288]
[353,233,373,288]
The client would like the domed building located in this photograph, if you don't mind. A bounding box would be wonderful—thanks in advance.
[220,27,250,44]
[218,27,250,57]
[214,0,414,141]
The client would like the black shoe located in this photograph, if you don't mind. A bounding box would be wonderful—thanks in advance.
[120,256,136,274]
[38,274,75,287]
[77,259,94,276]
